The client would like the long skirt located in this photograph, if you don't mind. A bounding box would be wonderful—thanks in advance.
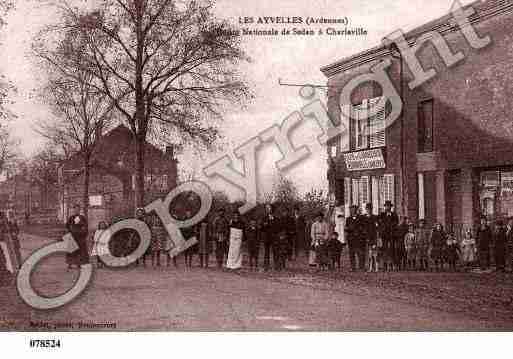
[308,249,317,265]
[226,229,243,269]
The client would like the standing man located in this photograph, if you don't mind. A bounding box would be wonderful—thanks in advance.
[378,200,399,271]
[362,203,378,271]
[477,215,492,270]
[66,203,89,269]
[292,205,306,261]
[213,208,229,269]
[345,205,364,271]
[261,203,277,271]
[396,216,409,270]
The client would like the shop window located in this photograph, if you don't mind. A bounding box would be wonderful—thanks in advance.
[418,99,434,153]
[345,174,394,213]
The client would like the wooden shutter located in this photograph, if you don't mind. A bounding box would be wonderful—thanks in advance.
[352,178,359,206]
[360,176,370,212]
[355,100,368,150]
[383,174,395,206]
[369,97,386,148]
[372,176,379,215]
[340,104,351,152]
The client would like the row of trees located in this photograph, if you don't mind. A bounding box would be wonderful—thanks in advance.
[29,0,251,217]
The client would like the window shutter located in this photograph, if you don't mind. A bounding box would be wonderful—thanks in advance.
[369,97,386,148]
[355,100,368,150]
[372,176,379,215]
[383,174,395,206]
[340,104,351,152]
[352,178,359,206]
[344,177,351,216]
[360,176,370,211]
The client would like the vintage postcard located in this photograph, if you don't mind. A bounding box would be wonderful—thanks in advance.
[1,0,513,347]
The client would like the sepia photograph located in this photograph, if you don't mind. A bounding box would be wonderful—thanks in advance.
[1,0,513,348]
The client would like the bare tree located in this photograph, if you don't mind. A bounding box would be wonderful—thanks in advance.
[36,36,115,219]
[0,1,15,124]
[27,144,63,210]
[35,0,251,208]
[0,125,19,175]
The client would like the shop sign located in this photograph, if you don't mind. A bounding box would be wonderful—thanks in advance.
[344,149,385,171]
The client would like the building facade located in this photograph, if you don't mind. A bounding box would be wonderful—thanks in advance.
[58,125,179,229]
[322,0,513,237]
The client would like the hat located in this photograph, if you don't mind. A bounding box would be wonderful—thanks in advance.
[384,200,393,207]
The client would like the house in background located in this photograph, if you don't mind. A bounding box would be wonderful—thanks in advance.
[0,173,59,224]
[58,125,179,230]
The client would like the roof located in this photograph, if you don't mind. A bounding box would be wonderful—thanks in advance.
[61,124,170,173]
[320,0,513,77]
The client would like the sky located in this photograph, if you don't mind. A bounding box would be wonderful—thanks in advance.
[0,0,475,199]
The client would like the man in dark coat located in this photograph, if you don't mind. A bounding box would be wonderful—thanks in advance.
[378,200,399,271]
[345,205,364,271]
[494,219,507,272]
[66,204,89,269]
[395,216,409,270]
[477,215,492,270]
[362,203,378,270]
[213,208,229,269]
[292,205,306,260]
[261,203,278,271]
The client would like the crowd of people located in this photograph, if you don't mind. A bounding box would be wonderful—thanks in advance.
[3,200,513,276]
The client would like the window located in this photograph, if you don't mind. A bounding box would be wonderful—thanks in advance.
[351,97,386,151]
[345,175,394,213]
[418,99,434,153]
[380,174,395,207]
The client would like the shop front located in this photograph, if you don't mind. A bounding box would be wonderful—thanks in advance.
[338,148,397,216]
[478,167,513,222]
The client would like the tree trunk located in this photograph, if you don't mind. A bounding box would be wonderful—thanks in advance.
[83,154,90,224]
[134,136,145,209]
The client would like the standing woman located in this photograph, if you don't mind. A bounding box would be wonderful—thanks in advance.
[91,221,108,268]
[460,229,476,268]
[150,214,166,267]
[310,212,329,271]
[66,204,89,269]
[476,216,492,270]
[197,220,211,268]
[430,223,446,271]
[226,211,245,270]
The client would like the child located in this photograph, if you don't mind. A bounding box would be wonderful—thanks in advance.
[415,219,430,271]
[460,229,476,268]
[328,232,343,271]
[275,230,289,271]
[445,233,460,271]
[404,224,417,270]
[246,219,260,270]
[368,234,379,273]
[91,221,108,268]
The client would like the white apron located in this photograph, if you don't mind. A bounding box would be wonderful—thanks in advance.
[226,228,243,269]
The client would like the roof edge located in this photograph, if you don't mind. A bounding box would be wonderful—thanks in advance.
[320,0,513,78]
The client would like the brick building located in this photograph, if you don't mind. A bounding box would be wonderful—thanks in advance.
[322,0,513,237]
[58,125,178,230]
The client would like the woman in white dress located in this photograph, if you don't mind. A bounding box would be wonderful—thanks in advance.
[91,221,108,268]
[226,212,245,270]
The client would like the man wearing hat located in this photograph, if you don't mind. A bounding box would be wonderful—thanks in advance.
[377,200,399,271]
[66,203,89,269]
[362,203,378,271]
[345,204,364,271]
